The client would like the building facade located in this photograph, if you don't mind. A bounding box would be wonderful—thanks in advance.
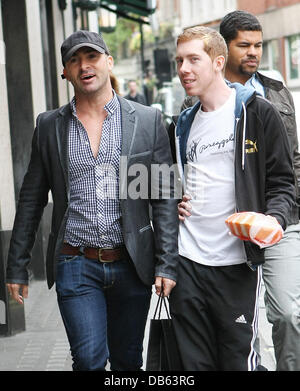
[175,0,300,90]
[239,0,300,89]
[0,0,76,335]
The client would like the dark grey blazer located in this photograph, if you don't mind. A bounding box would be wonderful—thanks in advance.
[6,96,179,289]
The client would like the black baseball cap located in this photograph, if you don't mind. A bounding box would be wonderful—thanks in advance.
[61,30,110,66]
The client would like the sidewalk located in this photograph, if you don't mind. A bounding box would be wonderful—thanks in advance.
[0,279,276,371]
[0,280,72,371]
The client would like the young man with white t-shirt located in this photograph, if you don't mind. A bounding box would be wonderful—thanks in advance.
[168,26,295,371]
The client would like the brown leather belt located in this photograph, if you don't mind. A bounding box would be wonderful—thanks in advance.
[61,243,126,263]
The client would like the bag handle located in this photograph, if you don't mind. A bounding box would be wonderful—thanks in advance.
[153,286,171,320]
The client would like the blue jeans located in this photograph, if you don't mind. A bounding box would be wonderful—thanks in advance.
[55,254,152,371]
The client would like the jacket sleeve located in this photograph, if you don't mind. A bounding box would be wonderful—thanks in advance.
[262,100,296,229]
[150,109,180,282]
[283,87,300,209]
[6,118,50,285]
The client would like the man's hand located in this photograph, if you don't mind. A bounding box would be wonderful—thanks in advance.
[6,283,28,305]
[155,276,176,297]
[178,194,192,221]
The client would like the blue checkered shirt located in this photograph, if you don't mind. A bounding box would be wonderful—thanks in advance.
[64,92,124,248]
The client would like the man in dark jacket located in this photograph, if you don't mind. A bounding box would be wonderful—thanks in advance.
[6,30,178,371]
[124,79,147,105]
[169,25,295,371]
[179,11,300,371]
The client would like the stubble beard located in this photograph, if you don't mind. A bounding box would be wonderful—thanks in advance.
[238,64,257,78]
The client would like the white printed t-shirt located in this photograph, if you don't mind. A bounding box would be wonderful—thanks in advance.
[178,88,247,266]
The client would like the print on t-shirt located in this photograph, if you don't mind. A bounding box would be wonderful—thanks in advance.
[179,88,247,267]
[187,133,234,162]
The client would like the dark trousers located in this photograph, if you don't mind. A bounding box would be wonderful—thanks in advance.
[56,254,151,371]
[169,256,262,371]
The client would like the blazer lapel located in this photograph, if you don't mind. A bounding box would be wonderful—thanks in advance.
[119,96,137,157]
[55,104,71,197]
[118,96,137,201]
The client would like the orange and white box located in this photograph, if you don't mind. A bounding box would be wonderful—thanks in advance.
[225,211,283,248]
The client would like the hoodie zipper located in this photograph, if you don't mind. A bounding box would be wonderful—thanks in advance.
[174,120,186,194]
[241,102,247,171]
[234,101,247,212]
[234,117,240,213]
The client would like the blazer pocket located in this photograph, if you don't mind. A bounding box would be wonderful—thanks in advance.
[130,151,152,158]
[139,223,152,233]
[129,151,152,164]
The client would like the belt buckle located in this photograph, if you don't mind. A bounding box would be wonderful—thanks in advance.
[98,247,114,263]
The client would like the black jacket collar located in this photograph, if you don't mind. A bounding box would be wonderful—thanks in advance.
[256,71,284,92]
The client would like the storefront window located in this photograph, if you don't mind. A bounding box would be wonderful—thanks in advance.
[260,42,270,69]
[260,39,280,72]
[287,34,300,80]
[270,39,280,72]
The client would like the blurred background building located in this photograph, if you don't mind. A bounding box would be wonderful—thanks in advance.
[1,0,300,335]
[178,0,300,90]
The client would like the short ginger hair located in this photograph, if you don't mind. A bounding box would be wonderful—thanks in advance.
[177,26,228,64]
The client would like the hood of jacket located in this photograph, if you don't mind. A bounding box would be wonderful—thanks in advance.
[176,82,256,169]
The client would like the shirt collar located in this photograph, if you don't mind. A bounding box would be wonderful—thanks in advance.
[70,96,77,117]
[70,89,119,118]
[245,73,265,97]
[104,89,119,116]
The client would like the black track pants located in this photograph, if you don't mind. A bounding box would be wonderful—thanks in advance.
[169,256,262,371]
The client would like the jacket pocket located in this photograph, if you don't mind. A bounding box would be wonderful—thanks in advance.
[274,102,294,117]
[130,151,151,158]
[272,101,296,146]
[139,223,152,233]
[128,151,152,165]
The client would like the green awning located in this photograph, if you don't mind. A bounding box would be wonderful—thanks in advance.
[102,1,155,17]
[74,0,156,24]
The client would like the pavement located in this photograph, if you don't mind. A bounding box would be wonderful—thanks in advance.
[0,278,276,372]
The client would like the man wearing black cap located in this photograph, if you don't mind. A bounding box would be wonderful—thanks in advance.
[6,30,179,371]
